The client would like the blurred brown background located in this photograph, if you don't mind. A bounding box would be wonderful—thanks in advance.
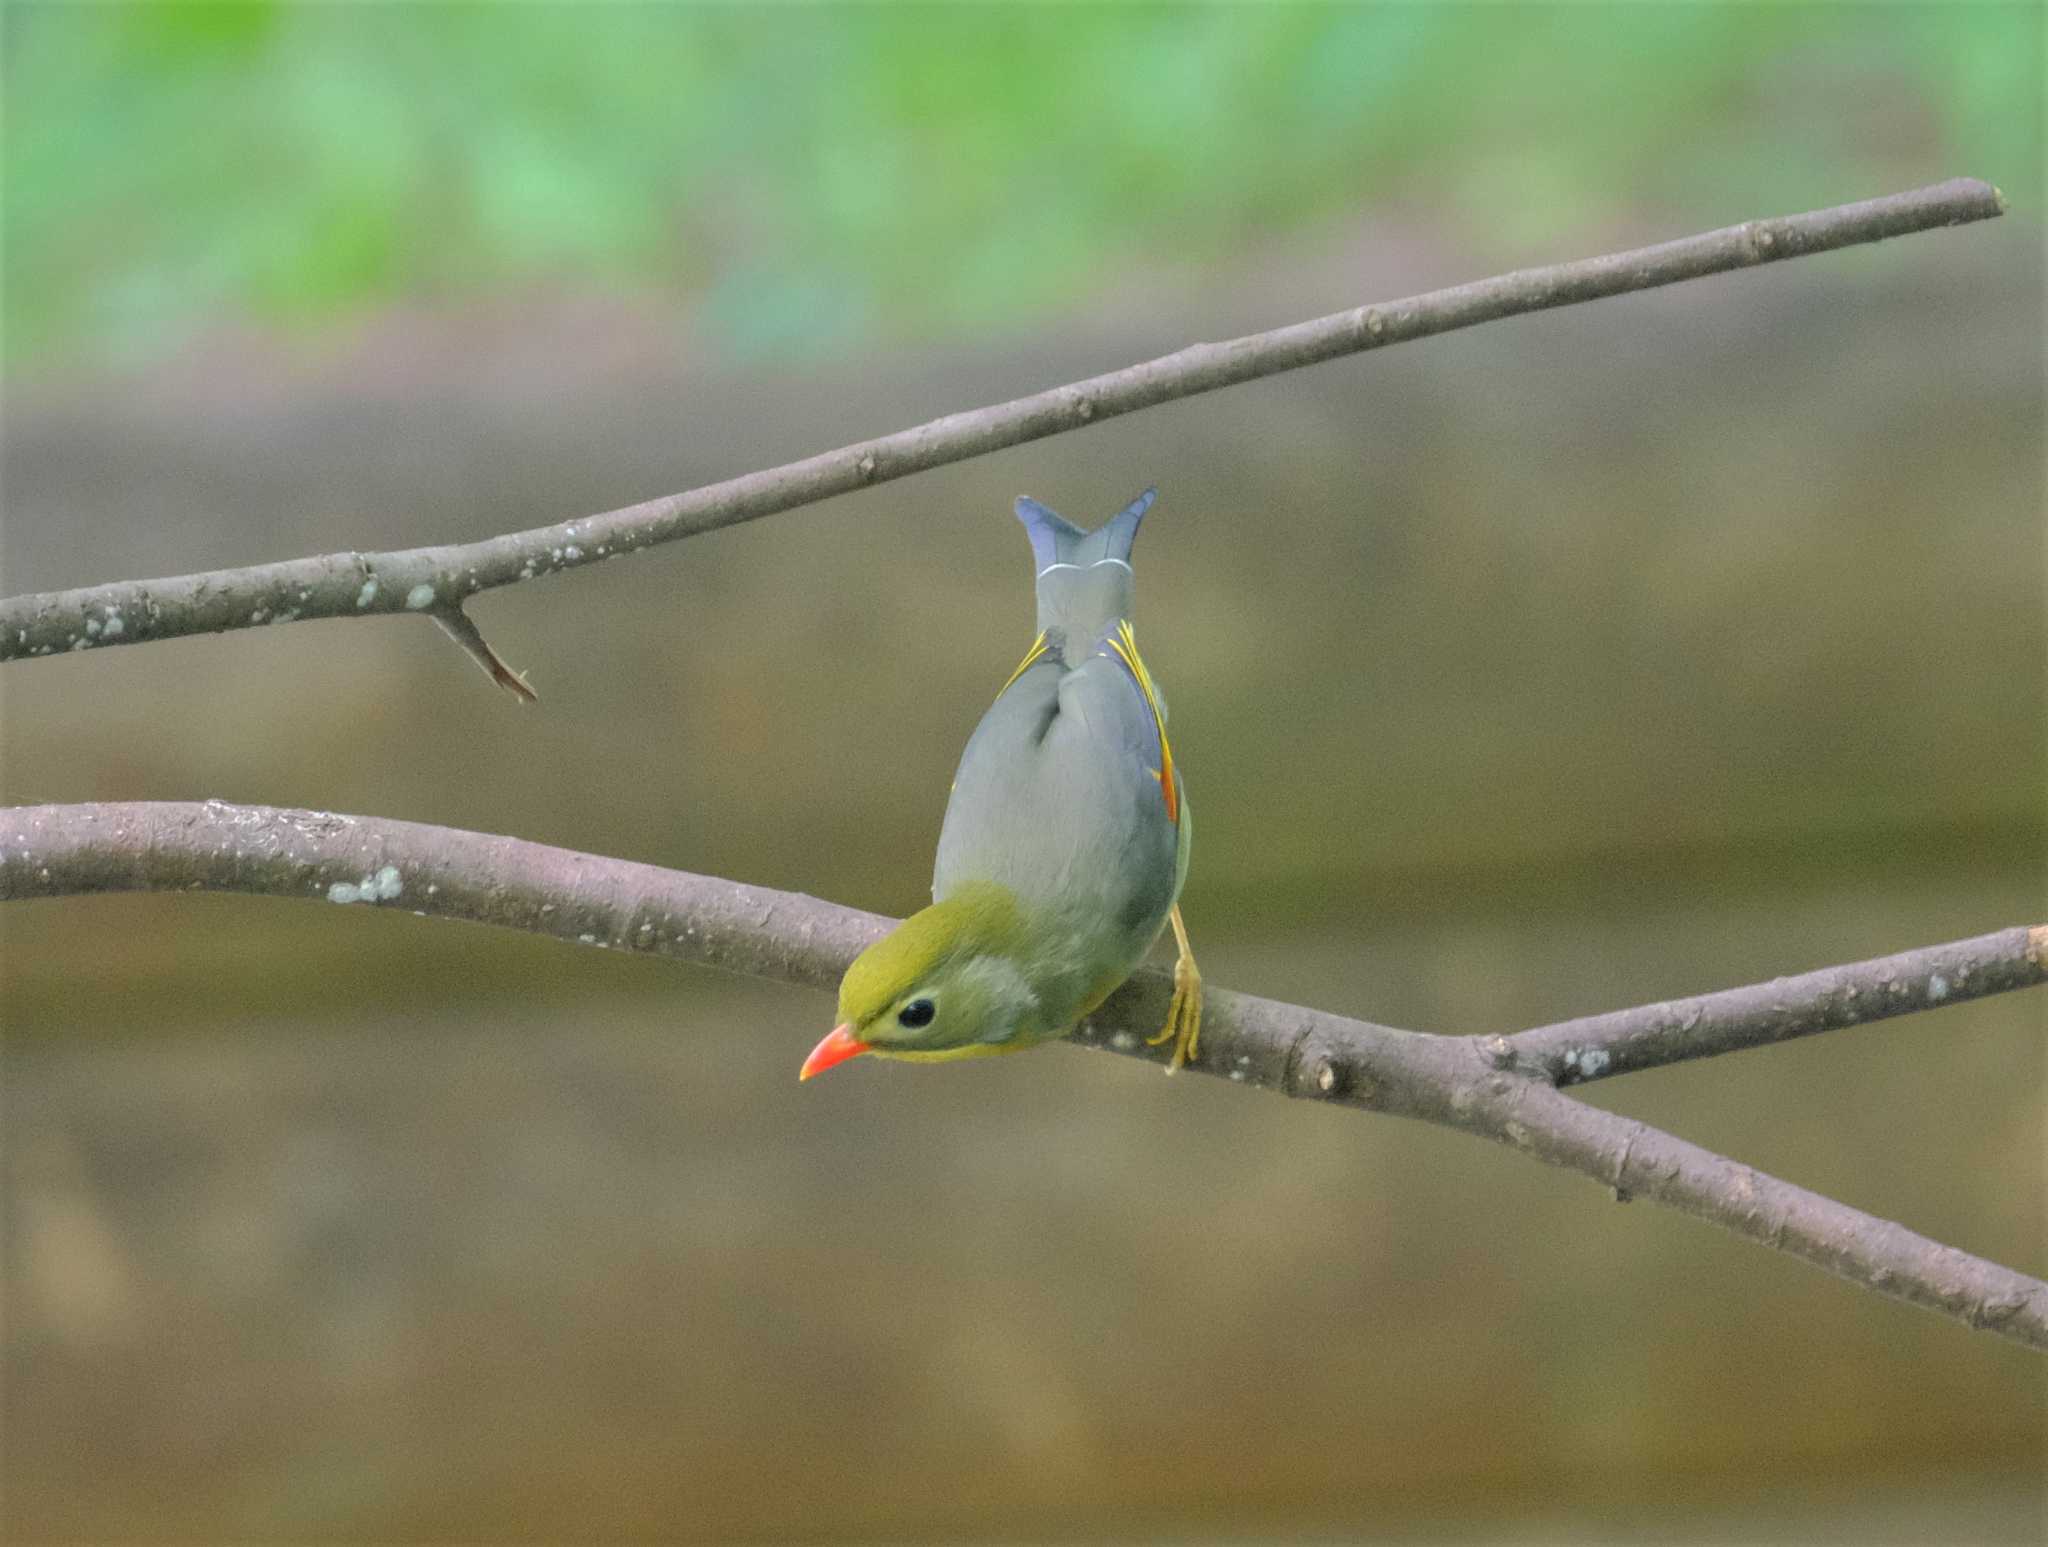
[4,6,2044,1542]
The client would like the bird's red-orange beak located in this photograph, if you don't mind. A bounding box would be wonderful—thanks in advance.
[800,1023,871,1081]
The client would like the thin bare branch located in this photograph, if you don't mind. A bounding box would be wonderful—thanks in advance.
[0,178,2004,669]
[1502,926,2048,1086]
[5,799,2043,1351]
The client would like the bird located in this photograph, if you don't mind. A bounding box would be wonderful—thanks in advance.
[800,486,1200,1079]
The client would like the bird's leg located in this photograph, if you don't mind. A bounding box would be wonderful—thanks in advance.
[1146,904,1202,1073]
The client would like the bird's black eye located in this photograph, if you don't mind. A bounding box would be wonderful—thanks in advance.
[897,998,936,1029]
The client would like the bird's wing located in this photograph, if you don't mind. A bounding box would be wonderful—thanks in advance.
[934,619,1179,917]
[1095,620,1179,828]
[995,630,1053,700]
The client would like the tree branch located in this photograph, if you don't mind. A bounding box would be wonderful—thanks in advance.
[1502,926,2048,1086]
[5,799,2043,1351]
[0,178,2003,675]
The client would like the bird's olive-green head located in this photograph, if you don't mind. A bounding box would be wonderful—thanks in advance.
[801,883,1042,1078]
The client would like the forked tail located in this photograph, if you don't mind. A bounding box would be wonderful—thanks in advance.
[1012,487,1156,643]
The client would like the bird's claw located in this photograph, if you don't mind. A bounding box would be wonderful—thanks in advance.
[1148,909,1202,1074]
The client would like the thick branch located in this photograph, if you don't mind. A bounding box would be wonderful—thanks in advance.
[5,799,2043,1351]
[0,178,2003,667]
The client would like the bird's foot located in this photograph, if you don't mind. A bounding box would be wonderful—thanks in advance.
[1146,906,1202,1074]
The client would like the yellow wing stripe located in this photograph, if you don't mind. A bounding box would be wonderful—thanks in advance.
[1105,620,1179,826]
[996,631,1050,699]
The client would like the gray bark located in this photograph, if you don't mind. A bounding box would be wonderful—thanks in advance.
[6,798,2043,1351]
[0,179,2004,675]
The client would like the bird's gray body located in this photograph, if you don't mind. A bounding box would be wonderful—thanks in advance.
[932,489,1189,1029]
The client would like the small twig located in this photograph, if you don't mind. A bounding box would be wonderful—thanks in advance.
[1505,926,2048,1085]
[431,604,536,702]
[0,178,2004,671]
[5,799,2043,1351]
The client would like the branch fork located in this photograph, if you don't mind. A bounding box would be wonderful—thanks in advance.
[4,800,2043,1351]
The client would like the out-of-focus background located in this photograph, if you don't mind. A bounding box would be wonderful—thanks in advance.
[3,5,2043,1541]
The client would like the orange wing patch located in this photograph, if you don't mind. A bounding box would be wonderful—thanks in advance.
[1104,620,1179,826]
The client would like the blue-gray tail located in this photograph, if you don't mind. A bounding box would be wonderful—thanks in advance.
[1015,487,1156,574]
[1013,487,1156,643]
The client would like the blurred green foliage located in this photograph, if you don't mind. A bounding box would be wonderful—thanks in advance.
[5,2,2039,372]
